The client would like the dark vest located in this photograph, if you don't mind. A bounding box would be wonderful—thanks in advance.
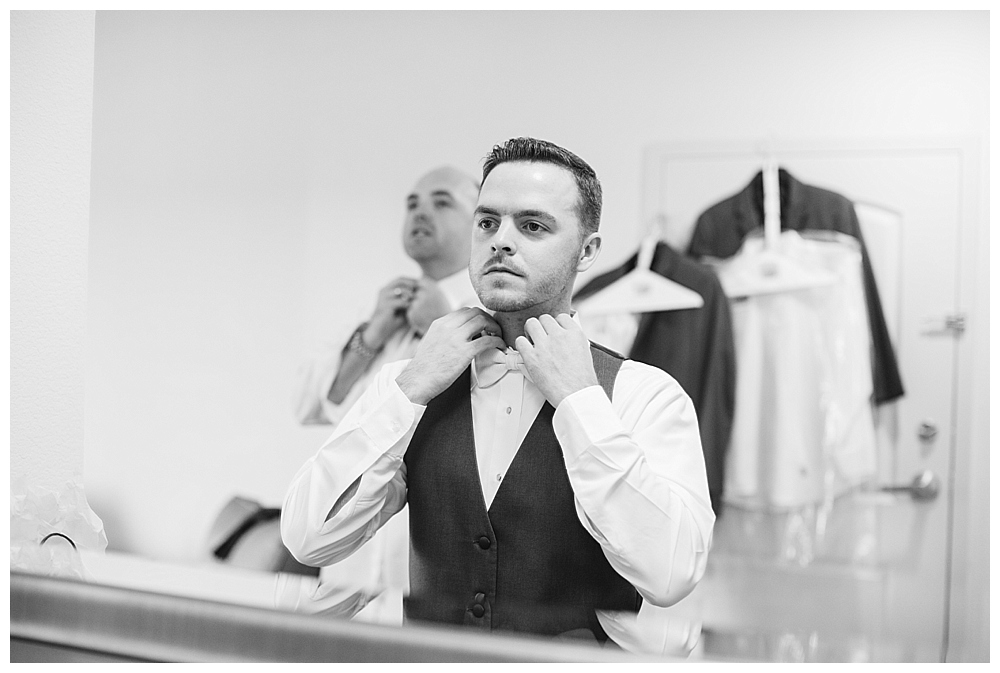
[403,344,641,640]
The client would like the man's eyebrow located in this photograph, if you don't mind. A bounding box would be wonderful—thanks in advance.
[408,190,455,205]
[516,209,557,223]
[473,206,556,223]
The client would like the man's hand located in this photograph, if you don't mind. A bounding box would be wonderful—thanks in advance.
[516,314,599,408]
[365,277,419,349]
[396,308,506,405]
[406,278,452,337]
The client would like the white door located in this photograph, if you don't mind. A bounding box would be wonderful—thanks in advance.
[642,140,970,662]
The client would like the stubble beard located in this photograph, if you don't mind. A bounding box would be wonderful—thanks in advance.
[472,273,522,312]
[481,291,532,313]
[473,264,575,315]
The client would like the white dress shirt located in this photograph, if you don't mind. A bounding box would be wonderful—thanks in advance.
[281,322,715,654]
[286,269,481,625]
[471,351,546,509]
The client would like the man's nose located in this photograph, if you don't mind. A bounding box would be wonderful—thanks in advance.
[491,220,517,255]
[410,201,432,223]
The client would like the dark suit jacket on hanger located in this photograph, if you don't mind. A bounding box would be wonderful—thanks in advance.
[574,243,735,513]
[687,168,904,405]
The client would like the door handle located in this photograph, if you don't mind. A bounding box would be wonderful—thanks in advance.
[879,470,940,502]
[920,313,966,336]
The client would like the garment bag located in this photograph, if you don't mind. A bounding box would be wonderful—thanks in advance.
[687,163,903,404]
[705,162,879,564]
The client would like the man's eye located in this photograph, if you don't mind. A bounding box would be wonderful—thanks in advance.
[478,218,497,230]
[524,221,544,232]
[434,199,452,209]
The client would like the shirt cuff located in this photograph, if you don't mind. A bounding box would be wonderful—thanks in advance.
[552,384,626,465]
[357,375,426,457]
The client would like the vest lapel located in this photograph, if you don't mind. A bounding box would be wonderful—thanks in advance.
[412,366,496,529]
[486,344,621,516]
[486,401,555,516]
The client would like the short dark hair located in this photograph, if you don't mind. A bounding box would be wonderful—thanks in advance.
[481,137,602,237]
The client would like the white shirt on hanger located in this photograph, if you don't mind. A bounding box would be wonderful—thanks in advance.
[721,231,878,510]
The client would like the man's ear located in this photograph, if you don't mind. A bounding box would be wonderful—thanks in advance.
[576,232,602,273]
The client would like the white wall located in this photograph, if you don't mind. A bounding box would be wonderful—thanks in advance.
[79,11,988,637]
[10,11,96,490]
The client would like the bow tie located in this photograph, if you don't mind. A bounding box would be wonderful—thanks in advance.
[474,347,531,388]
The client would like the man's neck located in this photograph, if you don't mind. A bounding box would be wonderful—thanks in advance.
[493,300,574,350]
[419,257,466,282]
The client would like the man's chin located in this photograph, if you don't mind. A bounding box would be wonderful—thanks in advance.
[404,238,437,260]
[476,287,530,313]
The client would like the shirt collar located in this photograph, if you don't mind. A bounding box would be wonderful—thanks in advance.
[743,167,805,231]
[430,268,476,308]
[470,311,583,390]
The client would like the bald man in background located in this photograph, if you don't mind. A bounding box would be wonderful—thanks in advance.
[296,166,483,427]
[288,166,482,623]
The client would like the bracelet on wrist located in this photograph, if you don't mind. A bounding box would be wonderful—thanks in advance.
[347,322,381,360]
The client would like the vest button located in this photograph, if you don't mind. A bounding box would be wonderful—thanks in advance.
[477,536,491,550]
[475,592,485,603]
[471,604,485,618]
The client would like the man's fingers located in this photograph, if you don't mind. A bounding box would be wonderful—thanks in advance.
[460,306,496,322]
[514,335,533,353]
[479,314,503,337]
[387,277,414,293]
[455,308,501,334]
[425,308,501,342]
[470,334,507,355]
[433,306,475,328]
[523,317,547,343]
[389,278,418,296]
[383,287,414,304]
[555,313,576,329]
[465,314,503,340]
[538,314,562,332]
